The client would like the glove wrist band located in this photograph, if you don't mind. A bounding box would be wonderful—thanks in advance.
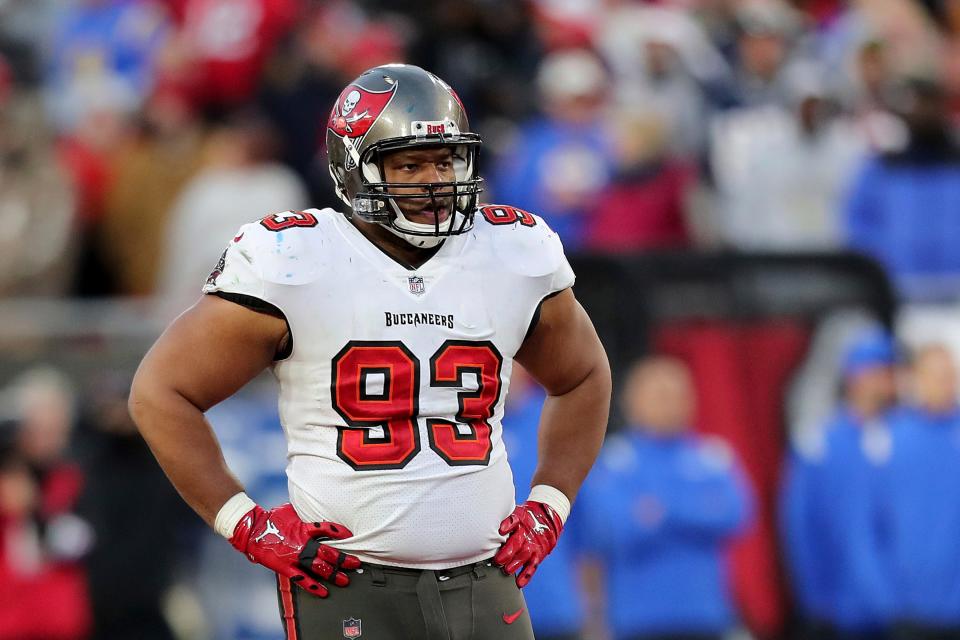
[215,491,258,539]
[528,484,570,524]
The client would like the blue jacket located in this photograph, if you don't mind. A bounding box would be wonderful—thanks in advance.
[48,1,170,101]
[489,118,614,251]
[779,407,895,630]
[844,155,960,294]
[882,405,960,624]
[575,430,752,639]
[501,387,585,637]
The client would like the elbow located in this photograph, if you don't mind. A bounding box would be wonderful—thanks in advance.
[127,366,166,435]
[578,342,611,399]
[596,353,613,396]
[127,372,149,431]
[592,351,613,414]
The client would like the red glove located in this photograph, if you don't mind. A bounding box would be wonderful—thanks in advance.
[229,503,361,597]
[494,501,564,588]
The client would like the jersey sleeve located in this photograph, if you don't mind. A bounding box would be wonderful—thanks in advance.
[202,222,269,301]
[201,210,326,309]
[485,207,576,297]
[545,221,575,295]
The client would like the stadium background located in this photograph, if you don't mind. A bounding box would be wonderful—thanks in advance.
[1,0,959,638]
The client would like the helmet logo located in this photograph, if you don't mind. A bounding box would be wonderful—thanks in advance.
[342,90,361,116]
[329,83,397,139]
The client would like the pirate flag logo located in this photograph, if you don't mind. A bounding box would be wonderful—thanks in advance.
[328,84,396,139]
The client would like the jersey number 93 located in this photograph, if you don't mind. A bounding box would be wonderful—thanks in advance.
[331,340,503,470]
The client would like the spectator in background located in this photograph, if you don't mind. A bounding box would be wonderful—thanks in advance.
[0,0,60,88]
[595,4,731,160]
[258,1,403,208]
[576,356,753,640]
[489,49,613,251]
[43,0,171,133]
[163,0,302,115]
[842,39,907,153]
[46,0,164,296]
[780,328,898,639]
[725,0,804,109]
[882,344,960,639]
[154,108,307,318]
[0,55,78,296]
[257,4,349,209]
[56,88,133,297]
[709,63,866,251]
[502,366,586,640]
[99,81,207,296]
[0,367,93,639]
[410,0,543,132]
[844,74,960,301]
[583,110,696,253]
[76,373,195,640]
[817,0,943,120]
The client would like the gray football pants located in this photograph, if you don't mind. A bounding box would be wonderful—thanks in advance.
[276,558,536,639]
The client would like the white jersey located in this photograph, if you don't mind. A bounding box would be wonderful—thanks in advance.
[203,206,575,569]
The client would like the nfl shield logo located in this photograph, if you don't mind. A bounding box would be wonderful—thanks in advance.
[408,276,425,296]
[342,617,361,638]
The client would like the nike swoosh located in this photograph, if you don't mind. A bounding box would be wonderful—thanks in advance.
[502,608,524,625]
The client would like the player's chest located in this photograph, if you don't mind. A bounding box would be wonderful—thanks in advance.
[282,261,504,357]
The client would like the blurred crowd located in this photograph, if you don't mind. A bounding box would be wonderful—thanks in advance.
[3,0,960,638]
[779,331,960,640]
[11,328,960,640]
[0,0,958,306]
[0,367,195,639]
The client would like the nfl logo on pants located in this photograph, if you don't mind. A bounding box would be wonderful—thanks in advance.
[343,617,362,638]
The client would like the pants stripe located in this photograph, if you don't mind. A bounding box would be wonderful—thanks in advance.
[278,575,299,640]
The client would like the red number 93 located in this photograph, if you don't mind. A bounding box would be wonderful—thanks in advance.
[331,340,503,470]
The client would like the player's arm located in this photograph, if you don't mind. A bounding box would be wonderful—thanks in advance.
[129,295,358,596]
[516,288,611,501]
[495,288,611,587]
[129,294,283,525]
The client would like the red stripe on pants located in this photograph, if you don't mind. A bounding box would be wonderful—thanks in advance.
[278,575,298,640]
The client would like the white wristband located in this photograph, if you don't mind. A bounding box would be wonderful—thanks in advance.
[214,492,258,539]
[528,484,571,524]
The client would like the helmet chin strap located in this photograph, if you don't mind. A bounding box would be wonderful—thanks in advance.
[384,225,446,249]
[384,201,451,248]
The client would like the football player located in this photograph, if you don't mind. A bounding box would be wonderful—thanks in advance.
[129,64,611,639]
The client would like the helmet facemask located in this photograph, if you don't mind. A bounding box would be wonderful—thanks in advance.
[339,133,483,249]
[326,64,485,248]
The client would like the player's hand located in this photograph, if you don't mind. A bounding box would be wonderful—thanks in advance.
[494,501,563,588]
[229,502,361,597]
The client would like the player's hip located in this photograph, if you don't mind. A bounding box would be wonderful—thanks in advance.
[277,558,534,640]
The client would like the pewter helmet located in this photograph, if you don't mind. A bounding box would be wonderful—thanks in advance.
[326,64,483,247]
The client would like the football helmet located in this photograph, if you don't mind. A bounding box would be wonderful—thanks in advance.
[326,64,483,248]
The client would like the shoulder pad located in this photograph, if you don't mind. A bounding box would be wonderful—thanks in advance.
[475,204,567,278]
[246,209,331,285]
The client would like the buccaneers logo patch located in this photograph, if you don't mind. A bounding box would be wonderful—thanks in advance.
[328,84,396,139]
[205,248,227,287]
